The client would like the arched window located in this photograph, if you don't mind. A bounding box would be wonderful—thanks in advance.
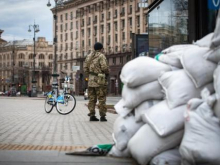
[49,54,53,59]
[29,54,33,59]
[39,54,45,59]
[18,53,25,59]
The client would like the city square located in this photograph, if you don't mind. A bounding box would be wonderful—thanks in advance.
[0,0,220,165]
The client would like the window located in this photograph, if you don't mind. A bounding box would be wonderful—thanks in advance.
[122,20,125,28]
[65,43,68,50]
[39,54,45,59]
[18,61,24,67]
[81,19,84,26]
[71,42,73,50]
[60,34,63,41]
[29,54,33,59]
[60,15,63,22]
[65,23,68,30]
[122,32,125,40]
[130,5,132,14]
[88,28,91,36]
[89,39,91,46]
[129,18,132,26]
[101,36,104,43]
[137,16,140,26]
[94,26,97,35]
[113,57,116,65]
[39,62,44,67]
[18,53,24,59]
[114,22,118,31]
[120,56,123,64]
[81,29,84,37]
[108,35,111,44]
[115,34,118,42]
[65,13,68,20]
[114,10,117,18]
[49,62,52,67]
[60,24,63,32]
[49,54,53,59]
[108,23,111,32]
[101,14,104,21]
[70,22,73,29]
[76,21,78,29]
[82,40,84,47]
[115,46,118,52]
[76,31,78,39]
[101,25,104,33]
[88,17,91,25]
[71,32,73,40]
[70,12,73,20]
[65,33,68,41]
[121,7,125,16]
[108,12,111,19]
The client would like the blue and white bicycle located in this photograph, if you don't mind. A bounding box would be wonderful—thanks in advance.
[44,76,76,115]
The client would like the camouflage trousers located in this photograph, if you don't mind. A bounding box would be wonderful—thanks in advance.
[88,86,107,117]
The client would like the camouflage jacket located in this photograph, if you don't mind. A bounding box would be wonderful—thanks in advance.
[84,51,109,87]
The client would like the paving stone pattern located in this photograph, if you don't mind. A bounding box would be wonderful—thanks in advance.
[0,97,118,148]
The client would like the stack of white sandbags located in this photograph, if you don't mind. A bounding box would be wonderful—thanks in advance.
[108,10,220,165]
[180,90,220,165]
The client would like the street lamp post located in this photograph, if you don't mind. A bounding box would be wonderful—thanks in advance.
[28,22,40,97]
[11,41,17,96]
[47,0,64,97]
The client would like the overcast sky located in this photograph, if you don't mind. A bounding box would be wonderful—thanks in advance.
[0,0,55,42]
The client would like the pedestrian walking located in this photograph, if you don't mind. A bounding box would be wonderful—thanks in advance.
[84,42,109,122]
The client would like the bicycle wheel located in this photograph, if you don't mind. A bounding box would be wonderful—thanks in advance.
[44,96,54,113]
[56,93,76,115]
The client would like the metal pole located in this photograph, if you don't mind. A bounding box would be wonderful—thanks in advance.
[52,1,59,97]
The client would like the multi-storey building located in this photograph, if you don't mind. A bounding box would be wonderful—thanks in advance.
[0,30,7,45]
[52,0,151,95]
[0,36,53,93]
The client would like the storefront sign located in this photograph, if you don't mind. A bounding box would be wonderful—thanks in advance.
[208,0,220,10]
[72,66,80,72]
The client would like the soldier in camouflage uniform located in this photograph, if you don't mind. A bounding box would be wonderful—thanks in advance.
[84,42,109,122]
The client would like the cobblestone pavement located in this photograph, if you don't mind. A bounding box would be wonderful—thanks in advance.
[0,96,117,148]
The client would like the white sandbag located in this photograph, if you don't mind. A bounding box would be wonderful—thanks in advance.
[122,81,164,109]
[108,146,131,158]
[113,114,144,151]
[114,99,133,118]
[213,64,220,96]
[181,46,217,88]
[193,33,214,47]
[128,124,184,165]
[203,46,220,64]
[180,96,220,165]
[158,70,214,109]
[120,56,171,88]
[142,100,186,137]
[135,100,160,122]
[162,44,197,54]
[211,10,220,48]
[158,51,183,68]
[213,64,220,119]
[150,148,181,165]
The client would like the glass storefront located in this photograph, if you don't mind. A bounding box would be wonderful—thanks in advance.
[148,0,188,57]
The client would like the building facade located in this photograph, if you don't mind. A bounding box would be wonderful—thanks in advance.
[0,37,53,93]
[52,0,152,95]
